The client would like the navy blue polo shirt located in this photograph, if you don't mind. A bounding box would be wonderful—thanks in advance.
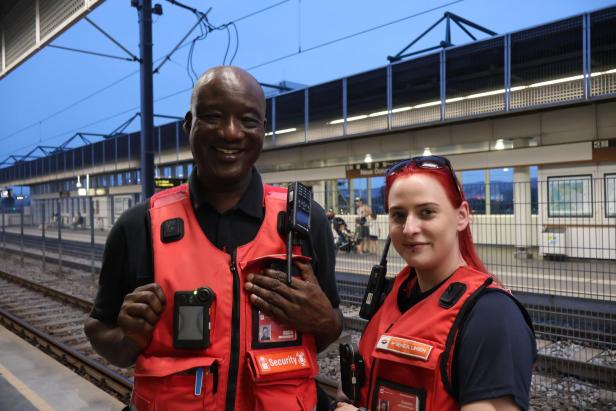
[398,274,536,410]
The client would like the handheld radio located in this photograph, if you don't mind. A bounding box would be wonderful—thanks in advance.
[359,237,391,320]
[285,182,312,284]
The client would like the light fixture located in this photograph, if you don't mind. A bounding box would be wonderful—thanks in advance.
[76,175,82,188]
[278,67,616,133]
[368,110,389,117]
[529,74,584,88]
[78,188,87,196]
[16,195,24,200]
[423,147,432,156]
[503,168,509,172]
[328,115,368,125]
[413,101,440,109]
[494,139,505,150]
[364,154,373,164]
[265,128,297,136]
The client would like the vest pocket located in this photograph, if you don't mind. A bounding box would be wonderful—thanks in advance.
[246,348,317,411]
[370,378,427,411]
[132,358,220,411]
[371,334,444,411]
[242,255,308,349]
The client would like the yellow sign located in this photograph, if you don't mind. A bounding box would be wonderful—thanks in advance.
[154,178,187,189]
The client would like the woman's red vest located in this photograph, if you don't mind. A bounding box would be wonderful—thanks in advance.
[131,184,318,411]
[357,265,519,411]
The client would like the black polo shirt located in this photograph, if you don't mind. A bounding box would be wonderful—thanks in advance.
[91,168,339,324]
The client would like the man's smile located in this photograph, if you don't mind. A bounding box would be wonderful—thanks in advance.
[214,147,242,155]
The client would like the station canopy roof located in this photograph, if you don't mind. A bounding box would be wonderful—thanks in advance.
[1,0,103,79]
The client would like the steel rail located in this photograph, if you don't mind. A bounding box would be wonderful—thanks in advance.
[0,269,93,311]
[0,306,132,403]
[0,268,340,402]
[2,255,615,396]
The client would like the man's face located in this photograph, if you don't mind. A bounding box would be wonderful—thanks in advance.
[185,69,265,187]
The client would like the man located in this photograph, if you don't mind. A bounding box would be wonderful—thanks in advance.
[84,66,342,410]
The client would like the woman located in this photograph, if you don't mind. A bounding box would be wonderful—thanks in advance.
[337,156,536,411]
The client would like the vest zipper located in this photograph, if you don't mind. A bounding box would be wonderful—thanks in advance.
[366,322,394,407]
[225,248,240,411]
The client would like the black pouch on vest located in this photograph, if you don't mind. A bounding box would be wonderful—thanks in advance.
[339,342,364,402]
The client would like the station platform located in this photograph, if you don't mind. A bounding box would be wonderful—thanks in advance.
[0,325,125,411]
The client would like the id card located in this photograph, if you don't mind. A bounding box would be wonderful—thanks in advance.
[258,311,298,342]
[372,379,425,411]
[252,309,301,348]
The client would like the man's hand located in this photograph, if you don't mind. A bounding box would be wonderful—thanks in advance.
[117,283,166,350]
[244,261,342,350]
[335,403,358,411]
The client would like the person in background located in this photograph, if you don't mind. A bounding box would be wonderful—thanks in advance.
[355,197,370,254]
[337,156,536,411]
[367,212,381,254]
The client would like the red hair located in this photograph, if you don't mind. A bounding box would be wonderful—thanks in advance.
[385,162,487,273]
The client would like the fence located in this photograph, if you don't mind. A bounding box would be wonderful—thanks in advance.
[1,178,615,404]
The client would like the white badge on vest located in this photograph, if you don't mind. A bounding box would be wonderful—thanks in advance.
[376,335,433,361]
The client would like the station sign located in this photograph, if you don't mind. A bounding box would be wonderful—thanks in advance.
[155,178,187,190]
[592,138,616,162]
[345,161,396,179]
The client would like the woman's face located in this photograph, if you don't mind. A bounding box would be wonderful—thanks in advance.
[388,173,469,276]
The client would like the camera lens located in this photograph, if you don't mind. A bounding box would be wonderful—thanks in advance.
[196,287,212,303]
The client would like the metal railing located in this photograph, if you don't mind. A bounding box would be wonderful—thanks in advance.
[1,177,615,403]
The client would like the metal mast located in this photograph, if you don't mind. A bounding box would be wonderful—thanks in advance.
[136,0,155,200]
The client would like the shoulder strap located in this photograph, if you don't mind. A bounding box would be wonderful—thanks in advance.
[439,277,493,398]
[150,184,189,209]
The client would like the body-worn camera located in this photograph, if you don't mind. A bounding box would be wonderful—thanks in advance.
[340,342,365,403]
[173,286,215,349]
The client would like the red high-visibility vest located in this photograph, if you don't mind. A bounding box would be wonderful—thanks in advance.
[132,184,318,411]
[358,265,523,411]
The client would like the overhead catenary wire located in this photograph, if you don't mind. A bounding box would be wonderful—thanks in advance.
[0,0,289,150]
[2,0,460,161]
[247,0,463,71]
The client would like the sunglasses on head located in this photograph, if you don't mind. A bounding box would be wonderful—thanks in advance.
[386,155,462,194]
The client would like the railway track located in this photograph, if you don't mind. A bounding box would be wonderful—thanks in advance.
[338,293,616,389]
[1,248,614,400]
[0,270,132,403]
[0,269,338,404]
[337,281,616,349]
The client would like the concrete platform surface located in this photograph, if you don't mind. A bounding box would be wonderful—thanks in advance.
[0,324,125,411]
